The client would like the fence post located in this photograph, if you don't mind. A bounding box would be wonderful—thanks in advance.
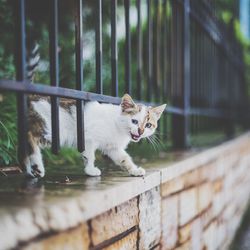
[14,0,28,167]
[172,0,190,148]
[49,0,60,154]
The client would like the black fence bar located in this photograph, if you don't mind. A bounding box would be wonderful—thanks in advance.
[170,0,176,106]
[172,0,181,147]
[162,0,167,140]
[124,0,131,94]
[95,0,103,94]
[197,23,201,132]
[183,0,191,145]
[0,79,121,103]
[15,0,28,167]
[153,0,159,100]
[0,80,182,113]
[75,0,85,152]
[147,0,152,101]
[111,0,118,97]
[172,0,191,148]
[49,0,60,154]
[136,0,142,100]
[162,0,167,101]
[3,78,232,119]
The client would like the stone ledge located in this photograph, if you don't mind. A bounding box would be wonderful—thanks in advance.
[0,132,250,250]
[0,170,161,250]
[160,132,250,183]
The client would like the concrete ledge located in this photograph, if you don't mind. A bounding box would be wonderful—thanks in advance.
[1,133,250,250]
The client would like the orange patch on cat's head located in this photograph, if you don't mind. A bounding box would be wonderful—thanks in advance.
[147,104,167,128]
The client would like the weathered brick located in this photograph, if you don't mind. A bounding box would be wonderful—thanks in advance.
[203,222,216,250]
[224,169,234,190]
[150,244,161,250]
[213,178,223,194]
[191,219,202,250]
[161,178,184,197]
[213,158,226,179]
[179,223,191,244]
[199,163,217,182]
[139,187,161,250]
[212,192,225,218]
[200,207,213,229]
[175,240,191,250]
[161,170,200,198]
[183,169,200,188]
[223,205,235,222]
[103,230,137,250]
[214,221,226,250]
[91,198,138,246]
[179,188,198,226]
[22,223,90,250]
[161,195,178,250]
[198,183,212,212]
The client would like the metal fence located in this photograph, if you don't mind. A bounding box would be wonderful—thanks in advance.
[0,0,247,165]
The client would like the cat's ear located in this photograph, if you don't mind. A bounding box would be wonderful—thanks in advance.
[121,94,138,114]
[150,104,166,120]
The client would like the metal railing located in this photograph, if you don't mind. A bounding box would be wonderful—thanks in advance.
[0,0,247,165]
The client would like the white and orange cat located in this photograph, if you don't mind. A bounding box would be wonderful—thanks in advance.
[26,94,166,178]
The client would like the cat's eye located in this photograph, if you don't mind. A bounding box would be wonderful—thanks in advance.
[145,123,152,128]
[131,119,138,125]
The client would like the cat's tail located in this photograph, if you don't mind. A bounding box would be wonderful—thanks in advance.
[26,41,40,82]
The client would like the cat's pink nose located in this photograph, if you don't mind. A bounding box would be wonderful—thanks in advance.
[138,128,144,136]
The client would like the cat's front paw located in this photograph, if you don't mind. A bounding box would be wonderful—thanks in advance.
[85,166,101,177]
[129,167,146,176]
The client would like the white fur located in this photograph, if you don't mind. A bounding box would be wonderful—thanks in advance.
[32,100,77,147]
[28,100,161,177]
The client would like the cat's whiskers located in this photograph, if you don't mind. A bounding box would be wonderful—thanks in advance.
[150,137,160,150]
[147,136,157,151]
[152,134,163,144]
[148,134,164,150]
[147,134,162,151]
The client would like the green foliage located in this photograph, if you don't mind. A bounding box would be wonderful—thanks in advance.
[215,0,239,21]
[0,1,17,165]
[0,94,17,165]
[233,20,250,96]
[42,148,82,166]
[221,11,233,24]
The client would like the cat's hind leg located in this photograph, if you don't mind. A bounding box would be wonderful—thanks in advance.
[81,142,101,176]
[24,132,45,178]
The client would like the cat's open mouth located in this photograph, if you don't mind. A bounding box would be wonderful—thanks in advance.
[130,133,140,141]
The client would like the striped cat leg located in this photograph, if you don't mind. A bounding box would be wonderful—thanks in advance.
[25,132,45,178]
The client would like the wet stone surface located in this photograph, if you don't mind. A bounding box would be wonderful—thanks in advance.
[0,164,132,208]
[0,150,195,209]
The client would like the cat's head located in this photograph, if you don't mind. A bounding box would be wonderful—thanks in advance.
[120,94,166,142]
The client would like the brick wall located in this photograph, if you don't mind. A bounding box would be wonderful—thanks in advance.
[21,134,250,250]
